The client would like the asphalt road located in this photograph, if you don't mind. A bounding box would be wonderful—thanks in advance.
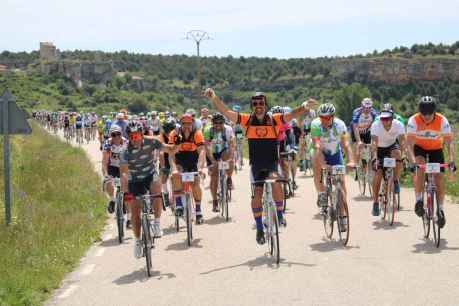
[46,135,459,306]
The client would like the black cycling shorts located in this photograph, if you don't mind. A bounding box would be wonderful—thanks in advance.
[128,174,154,197]
[414,145,445,172]
[376,142,400,160]
[251,163,278,187]
[107,165,120,178]
[175,152,199,173]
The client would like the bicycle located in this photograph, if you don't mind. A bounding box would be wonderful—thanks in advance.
[217,160,230,222]
[252,177,288,265]
[235,134,244,171]
[175,172,197,246]
[357,144,373,197]
[418,161,449,248]
[137,193,155,277]
[377,158,397,226]
[302,134,313,176]
[321,165,350,246]
[280,149,296,212]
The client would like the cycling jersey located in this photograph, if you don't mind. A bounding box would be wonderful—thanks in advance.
[352,107,379,133]
[311,117,347,156]
[120,138,162,182]
[169,128,204,172]
[407,113,452,150]
[204,125,233,154]
[150,118,161,134]
[302,110,316,132]
[371,119,405,148]
[103,138,128,168]
[237,113,284,168]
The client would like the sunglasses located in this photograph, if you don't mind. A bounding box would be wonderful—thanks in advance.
[319,115,333,120]
[380,117,393,122]
[111,132,122,137]
[128,132,142,141]
[252,101,266,107]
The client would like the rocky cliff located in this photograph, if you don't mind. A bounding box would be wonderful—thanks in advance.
[332,57,459,84]
[40,60,114,87]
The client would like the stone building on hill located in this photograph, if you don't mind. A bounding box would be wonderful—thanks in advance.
[40,42,60,61]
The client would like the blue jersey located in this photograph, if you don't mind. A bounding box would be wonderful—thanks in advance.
[351,107,379,133]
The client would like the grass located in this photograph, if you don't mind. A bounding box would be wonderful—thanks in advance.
[0,122,107,306]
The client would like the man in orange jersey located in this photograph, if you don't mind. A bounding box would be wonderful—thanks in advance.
[407,96,456,228]
[169,114,206,224]
[204,88,317,245]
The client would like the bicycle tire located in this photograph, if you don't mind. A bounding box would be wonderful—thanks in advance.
[336,190,350,246]
[358,167,366,196]
[387,179,395,226]
[323,192,334,239]
[116,193,124,243]
[433,192,441,248]
[269,206,280,264]
[396,191,401,211]
[185,194,192,246]
[142,215,153,277]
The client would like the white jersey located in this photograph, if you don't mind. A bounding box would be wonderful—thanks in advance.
[150,118,161,133]
[370,119,405,148]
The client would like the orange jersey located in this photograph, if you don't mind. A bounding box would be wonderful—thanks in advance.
[407,113,452,150]
[168,129,204,152]
[238,113,284,139]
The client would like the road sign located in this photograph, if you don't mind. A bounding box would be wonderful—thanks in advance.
[0,89,32,225]
[0,90,32,135]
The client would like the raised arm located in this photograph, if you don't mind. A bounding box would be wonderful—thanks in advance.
[283,98,318,123]
[204,88,239,123]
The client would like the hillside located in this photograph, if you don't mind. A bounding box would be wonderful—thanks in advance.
[1,41,459,122]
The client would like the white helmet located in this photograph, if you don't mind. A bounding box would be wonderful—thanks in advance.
[109,125,122,134]
[361,98,373,108]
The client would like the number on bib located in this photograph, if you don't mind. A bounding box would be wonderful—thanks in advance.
[425,163,441,174]
[219,161,230,170]
[332,165,346,175]
[181,173,195,182]
[383,158,396,168]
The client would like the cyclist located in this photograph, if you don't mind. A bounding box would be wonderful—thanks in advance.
[159,119,177,208]
[200,108,210,127]
[406,96,456,228]
[97,116,106,150]
[351,98,379,164]
[113,112,128,138]
[120,121,174,258]
[370,106,406,216]
[290,118,302,188]
[149,111,161,136]
[102,125,128,213]
[75,113,83,141]
[311,103,355,214]
[376,103,406,125]
[232,105,245,167]
[205,87,317,245]
[168,114,207,224]
[204,112,236,211]
[298,108,316,171]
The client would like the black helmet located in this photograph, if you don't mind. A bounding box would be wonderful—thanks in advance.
[418,96,436,115]
[126,121,143,134]
[162,120,176,134]
[211,112,225,123]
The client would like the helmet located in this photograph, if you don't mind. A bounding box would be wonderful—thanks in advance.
[162,120,177,134]
[102,115,107,119]
[180,114,193,123]
[186,108,196,116]
[126,121,143,134]
[361,98,373,108]
[418,96,436,115]
[270,106,283,114]
[116,112,124,120]
[151,111,157,116]
[232,105,241,112]
[283,106,292,113]
[109,125,122,134]
[381,103,393,112]
[291,118,298,127]
[212,112,225,123]
[201,107,209,113]
[165,111,171,117]
[251,92,267,101]
[317,103,336,116]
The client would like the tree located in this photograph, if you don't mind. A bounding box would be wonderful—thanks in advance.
[334,83,371,124]
[128,96,149,114]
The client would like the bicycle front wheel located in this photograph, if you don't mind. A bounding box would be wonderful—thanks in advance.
[185,194,193,246]
[387,180,396,226]
[357,167,366,196]
[323,192,334,239]
[142,215,153,277]
[336,190,350,246]
[269,206,280,264]
[116,193,124,243]
[432,192,441,248]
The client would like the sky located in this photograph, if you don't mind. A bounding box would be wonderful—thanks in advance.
[1,0,459,58]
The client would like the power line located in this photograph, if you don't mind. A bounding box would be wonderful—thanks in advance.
[185,30,212,91]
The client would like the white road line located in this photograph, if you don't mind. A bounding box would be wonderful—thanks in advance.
[95,248,105,257]
[80,264,96,276]
[57,284,78,299]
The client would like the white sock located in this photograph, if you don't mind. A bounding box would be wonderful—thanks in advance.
[162,183,168,193]
[154,218,160,225]
[111,196,115,202]
[127,212,131,221]
[415,193,422,201]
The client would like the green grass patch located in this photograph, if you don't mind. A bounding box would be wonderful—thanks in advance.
[0,122,107,306]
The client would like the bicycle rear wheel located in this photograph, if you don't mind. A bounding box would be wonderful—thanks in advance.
[357,166,366,196]
[185,194,193,246]
[142,215,153,277]
[336,190,350,246]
